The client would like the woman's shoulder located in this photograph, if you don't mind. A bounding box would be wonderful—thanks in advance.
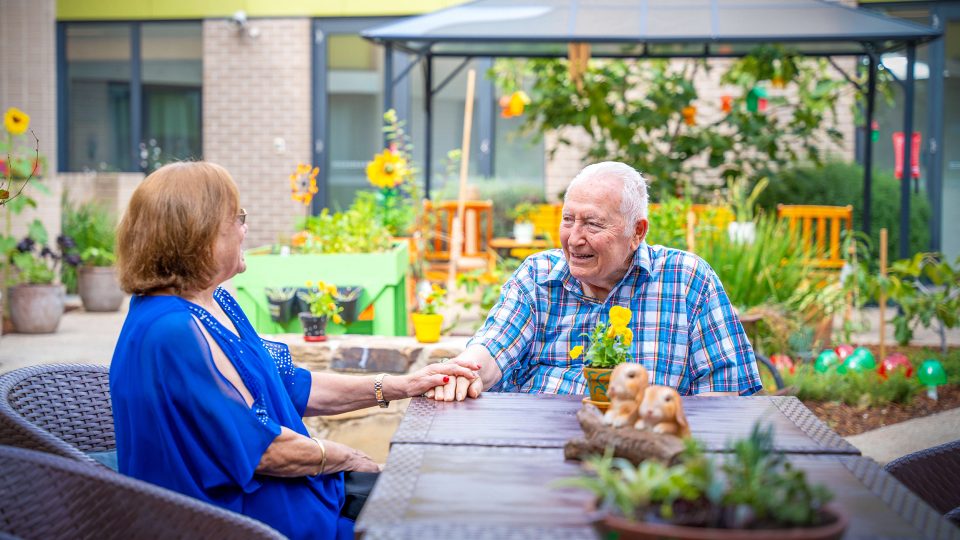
[124,295,200,341]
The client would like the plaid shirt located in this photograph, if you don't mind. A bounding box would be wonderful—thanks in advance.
[469,243,761,396]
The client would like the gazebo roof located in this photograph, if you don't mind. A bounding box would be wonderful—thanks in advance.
[362,0,940,58]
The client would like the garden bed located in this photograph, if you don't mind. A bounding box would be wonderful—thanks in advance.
[805,385,960,436]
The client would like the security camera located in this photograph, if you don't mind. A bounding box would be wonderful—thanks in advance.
[230,10,247,29]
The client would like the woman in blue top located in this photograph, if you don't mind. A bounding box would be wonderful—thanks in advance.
[110,162,479,540]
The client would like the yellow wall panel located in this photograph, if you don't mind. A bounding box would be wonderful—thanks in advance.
[58,0,463,20]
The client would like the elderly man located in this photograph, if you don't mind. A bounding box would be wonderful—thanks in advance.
[438,161,761,401]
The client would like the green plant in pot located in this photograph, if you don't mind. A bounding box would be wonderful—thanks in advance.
[563,424,846,539]
[6,220,79,333]
[299,280,344,342]
[510,201,539,244]
[77,246,124,312]
[579,305,634,408]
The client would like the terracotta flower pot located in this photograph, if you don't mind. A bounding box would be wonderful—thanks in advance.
[594,504,848,540]
[412,313,443,343]
[583,366,613,403]
[77,266,124,312]
[9,284,64,334]
[299,313,328,342]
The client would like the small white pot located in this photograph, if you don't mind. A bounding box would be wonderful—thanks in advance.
[727,221,756,245]
[513,221,535,244]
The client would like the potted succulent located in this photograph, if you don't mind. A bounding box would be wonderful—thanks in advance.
[510,202,538,244]
[77,247,123,312]
[577,305,634,408]
[565,424,847,540]
[6,221,80,333]
[411,283,446,343]
[299,280,344,342]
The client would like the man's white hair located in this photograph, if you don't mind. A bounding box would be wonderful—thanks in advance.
[565,162,649,234]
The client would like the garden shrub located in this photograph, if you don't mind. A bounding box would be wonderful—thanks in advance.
[785,364,921,406]
[754,160,931,264]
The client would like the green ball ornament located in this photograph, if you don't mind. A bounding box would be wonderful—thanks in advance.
[815,350,840,373]
[843,352,877,373]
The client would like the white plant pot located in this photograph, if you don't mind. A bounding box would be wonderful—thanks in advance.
[727,221,756,245]
[513,221,535,244]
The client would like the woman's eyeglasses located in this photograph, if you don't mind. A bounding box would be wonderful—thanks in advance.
[237,208,247,225]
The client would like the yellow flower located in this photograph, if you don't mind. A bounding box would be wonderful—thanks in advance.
[333,314,344,325]
[366,149,407,189]
[4,107,29,136]
[305,280,313,287]
[609,305,631,328]
[619,326,633,347]
[569,345,584,360]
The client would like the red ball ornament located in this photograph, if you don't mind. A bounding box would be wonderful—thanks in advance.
[770,354,795,375]
[878,353,914,379]
[834,344,855,361]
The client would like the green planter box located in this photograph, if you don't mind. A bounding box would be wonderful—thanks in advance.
[234,242,408,336]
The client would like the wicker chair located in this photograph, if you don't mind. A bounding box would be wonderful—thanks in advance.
[884,439,960,524]
[0,444,284,539]
[0,363,114,466]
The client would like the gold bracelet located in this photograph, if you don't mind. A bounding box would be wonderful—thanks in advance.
[374,373,390,408]
[311,436,327,476]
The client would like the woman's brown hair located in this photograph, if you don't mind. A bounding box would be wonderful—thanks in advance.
[117,162,239,295]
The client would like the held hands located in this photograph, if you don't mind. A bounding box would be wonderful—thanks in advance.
[423,358,483,402]
[402,357,481,399]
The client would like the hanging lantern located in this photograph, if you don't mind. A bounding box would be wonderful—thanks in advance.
[682,106,697,126]
[770,354,795,375]
[878,353,913,379]
[917,359,947,400]
[721,95,732,113]
[746,86,767,113]
[771,76,785,89]
[500,91,530,119]
[814,349,840,373]
[834,344,855,361]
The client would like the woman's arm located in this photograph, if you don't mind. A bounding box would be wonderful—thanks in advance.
[302,359,480,416]
[256,427,379,477]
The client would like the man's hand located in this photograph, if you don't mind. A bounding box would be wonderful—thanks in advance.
[400,358,480,398]
[423,345,500,401]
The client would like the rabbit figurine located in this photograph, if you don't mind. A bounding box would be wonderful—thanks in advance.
[602,363,649,428]
[635,385,691,438]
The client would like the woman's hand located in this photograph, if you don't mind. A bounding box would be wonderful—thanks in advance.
[322,440,380,474]
[397,358,480,399]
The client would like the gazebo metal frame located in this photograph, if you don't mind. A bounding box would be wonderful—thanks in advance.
[363,0,940,257]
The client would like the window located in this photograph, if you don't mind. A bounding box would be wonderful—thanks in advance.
[61,22,202,172]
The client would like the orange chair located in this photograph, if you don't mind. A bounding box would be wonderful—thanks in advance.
[422,200,496,281]
[776,204,853,269]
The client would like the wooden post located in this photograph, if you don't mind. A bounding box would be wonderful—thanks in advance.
[685,209,696,253]
[879,228,888,360]
[447,69,476,291]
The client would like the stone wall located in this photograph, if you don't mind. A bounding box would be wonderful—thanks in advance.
[202,18,313,249]
[270,333,469,463]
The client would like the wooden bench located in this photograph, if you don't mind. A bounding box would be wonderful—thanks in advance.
[776,204,853,270]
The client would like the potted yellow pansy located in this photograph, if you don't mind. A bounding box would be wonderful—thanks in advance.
[576,305,634,406]
[412,283,446,343]
[298,280,344,342]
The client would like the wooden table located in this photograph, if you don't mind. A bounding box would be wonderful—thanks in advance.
[356,393,960,540]
[489,237,553,257]
[392,393,859,454]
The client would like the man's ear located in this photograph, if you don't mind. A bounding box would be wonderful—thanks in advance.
[632,218,649,249]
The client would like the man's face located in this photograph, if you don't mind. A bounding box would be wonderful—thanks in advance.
[560,177,647,292]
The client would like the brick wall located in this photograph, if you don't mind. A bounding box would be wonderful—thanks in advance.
[203,18,313,249]
[0,0,62,243]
